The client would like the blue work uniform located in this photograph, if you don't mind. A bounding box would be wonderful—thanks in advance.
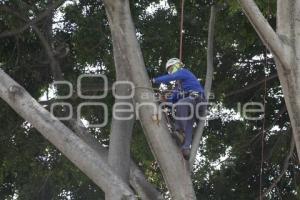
[154,68,204,102]
[154,68,205,150]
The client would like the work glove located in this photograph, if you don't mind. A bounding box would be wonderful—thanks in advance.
[150,78,155,85]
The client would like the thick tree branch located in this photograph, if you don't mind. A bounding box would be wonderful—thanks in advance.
[190,5,216,168]
[67,119,163,200]
[31,7,161,195]
[103,0,196,199]
[36,25,161,198]
[238,0,291,72]
[129,165,163,200]
[274,1,300,161]
[106,65,135,199]
[2,2,176,198]
[0,69,136,199]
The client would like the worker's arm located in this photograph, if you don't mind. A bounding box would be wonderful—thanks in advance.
[153,70,187,84]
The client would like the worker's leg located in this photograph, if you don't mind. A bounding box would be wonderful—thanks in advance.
[181,115,194,149]
[196,95,207,120]
[174,97,195,149]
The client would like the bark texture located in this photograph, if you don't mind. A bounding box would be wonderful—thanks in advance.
[239,0,300,159]
[103,0,196,199]
[0,69,136,199]
[106,56,135,199]
[190,6,216,168]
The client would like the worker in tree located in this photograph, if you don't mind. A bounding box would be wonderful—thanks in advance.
[152,58,205,160]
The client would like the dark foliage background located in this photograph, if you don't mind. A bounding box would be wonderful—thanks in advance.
[0,0,299,199]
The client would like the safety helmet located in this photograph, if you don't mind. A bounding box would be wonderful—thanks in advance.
[165,58,183,71]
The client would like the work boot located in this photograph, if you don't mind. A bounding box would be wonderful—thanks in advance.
[181,148,190,160]
[172,130,185,146]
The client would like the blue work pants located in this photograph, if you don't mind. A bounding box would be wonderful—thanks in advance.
[175,95,205,149]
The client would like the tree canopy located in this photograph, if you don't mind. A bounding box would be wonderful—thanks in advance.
[0,0,298,199]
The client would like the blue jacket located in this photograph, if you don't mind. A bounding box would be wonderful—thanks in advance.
[154,68,204,103]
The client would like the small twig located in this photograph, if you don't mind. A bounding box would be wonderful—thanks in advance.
[0,0,65,38]
[241,105,287,150]
[0,3,63,80]
[225,73,278,98]
[257,136,295,199]
[37,172,52,195]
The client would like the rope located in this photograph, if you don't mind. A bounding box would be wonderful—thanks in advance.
[179,0,185,61]
[131,86,160,91]
[131,86,175,93]
[259,2,271,198]
[259,49,267,200]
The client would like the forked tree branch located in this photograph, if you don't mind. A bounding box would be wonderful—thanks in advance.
[68,119,163,200]
[238,0,291,72]
[103,0,196,198]
[0,69,136,199]
[1,2,164,198]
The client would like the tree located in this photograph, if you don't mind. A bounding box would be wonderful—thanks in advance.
[103,0,196,199]
[0,0,161,199]
[0,0,299,199]
[190,5,216,168]
[239,0,300,159]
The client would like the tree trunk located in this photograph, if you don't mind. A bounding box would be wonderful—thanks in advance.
[68,115,163,200]
[275,0,300,160]
[239,0,300,159]
[129,163,164,200]
[0,69,136,199]
[1,1,163,198]
[106,59,135,199]
[103,0,196,199]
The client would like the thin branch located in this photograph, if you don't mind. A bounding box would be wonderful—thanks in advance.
[31,25,63,80]
[263,133,286,163]
[238,0,291,72]
[242,105,287,151]
[189,5,216,168]
[1,4,64,80]
[37,172,52,195]
[0,0,65,38]
[258,136,295,199]
[225,73,278,97]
